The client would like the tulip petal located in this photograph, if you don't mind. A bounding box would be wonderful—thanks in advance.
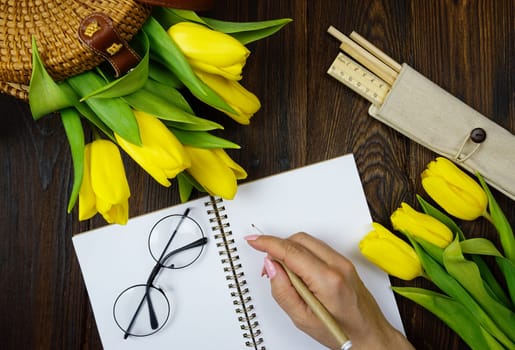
[194,70,261,124]
[143,17,235,114]
[115,111,190,187]
[422,176,483,220]
[185,146,238,199]
[188,58,243,80]
[421,157,487,220]
[213,149,247,179]
[90,140,131,204]
[391,202,453,248]
[168,22,250,68]
[417,194,465,240]
[359,223,423,280]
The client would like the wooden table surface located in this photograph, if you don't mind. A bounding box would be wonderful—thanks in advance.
[1,0,513,349]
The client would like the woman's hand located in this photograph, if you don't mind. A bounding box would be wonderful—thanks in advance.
[245,232,414,350]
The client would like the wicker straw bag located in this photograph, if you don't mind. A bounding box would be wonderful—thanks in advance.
[0,0,214,101]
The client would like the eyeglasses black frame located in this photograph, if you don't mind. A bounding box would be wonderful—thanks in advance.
[112,208,208,339]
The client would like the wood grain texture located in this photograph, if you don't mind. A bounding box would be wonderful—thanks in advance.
[0,1,513,349]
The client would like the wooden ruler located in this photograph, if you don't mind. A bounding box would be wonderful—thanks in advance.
[327,26,401,106]
[327,52,390,106]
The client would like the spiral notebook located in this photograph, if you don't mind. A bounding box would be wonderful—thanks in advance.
[72,154,405,349]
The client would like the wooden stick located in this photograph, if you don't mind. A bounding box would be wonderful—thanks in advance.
[349,31,402,73]
[327,25,348,43]
[275,259,353,350]
[327,26,398,85]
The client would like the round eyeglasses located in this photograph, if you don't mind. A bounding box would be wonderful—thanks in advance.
[112,208,207,338]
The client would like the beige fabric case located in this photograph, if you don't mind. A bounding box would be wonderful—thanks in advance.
[369,64,515,201]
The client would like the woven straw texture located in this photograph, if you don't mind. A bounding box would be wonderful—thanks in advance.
[0,0,152,101]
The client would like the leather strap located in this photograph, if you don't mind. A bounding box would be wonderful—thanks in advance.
[136,0,215,10]
[78,13,141,78]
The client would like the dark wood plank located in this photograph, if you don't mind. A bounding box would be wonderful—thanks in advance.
[0,0,513,349]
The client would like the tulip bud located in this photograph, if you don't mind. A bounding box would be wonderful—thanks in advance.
[184,147,247,199]
[115,110,190,187]
[168,22,250,81]
[421,157,487,220]
[79,140,130,225]
[391,202,453,248]
[360,223,423,280]
[194,70,261,124]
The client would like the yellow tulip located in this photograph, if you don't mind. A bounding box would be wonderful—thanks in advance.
[360,223,423,280]
[115,110,190,187]
[79,140,130,225]
[391,202,453,248]
[184,146,247,199]
[168,22,250,81]
[194,70,261,125]
[421,157,487,220]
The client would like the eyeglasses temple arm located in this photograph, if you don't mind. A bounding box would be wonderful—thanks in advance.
[160,237,208,267]
[122,284,159,339]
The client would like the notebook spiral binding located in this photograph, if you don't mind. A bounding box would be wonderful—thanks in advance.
[205,196,266,350]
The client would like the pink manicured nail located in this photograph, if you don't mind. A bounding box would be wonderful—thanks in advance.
[244,234,259,241]
[263,257,277,279]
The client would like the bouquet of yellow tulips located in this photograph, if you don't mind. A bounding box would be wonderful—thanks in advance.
[28,7,291,225]
[360,157,515,350]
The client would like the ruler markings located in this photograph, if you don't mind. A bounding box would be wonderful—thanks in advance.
[327,52,390,106]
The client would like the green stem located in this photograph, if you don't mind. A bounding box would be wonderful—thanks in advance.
[482,211,494,225]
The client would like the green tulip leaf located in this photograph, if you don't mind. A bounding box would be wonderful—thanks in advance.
[123,89,223,130]
[410,237,515,348]
[152,8,206,28]
[170,129,240,149]
[460,238,503,257]
[177,172,194,203]
[179,171,205,192]
[417,195,465,240]
[443,238,515,342]
[393,287,505,350]
[458,237,513,309]
[475,254,513,309]
[142,16,235,114]
[412,236,444,265]
[143,79,194,114]
[477,173,515,263]
[80,32,150,100]
[496,257,515,306]
[148,61,183,88]
[164,120,220,131]
[153,8,292,45]
[157,8,292,45]
[60,108,84,213]
[29,37,77,119]
[66,71,141,145]
[207,18,292,45]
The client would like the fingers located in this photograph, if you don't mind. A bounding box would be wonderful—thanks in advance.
[262,257,310,322]
[246,234,329,288]
[288,232,354,270]
[246,234,345,349]
[246,232,356,287]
